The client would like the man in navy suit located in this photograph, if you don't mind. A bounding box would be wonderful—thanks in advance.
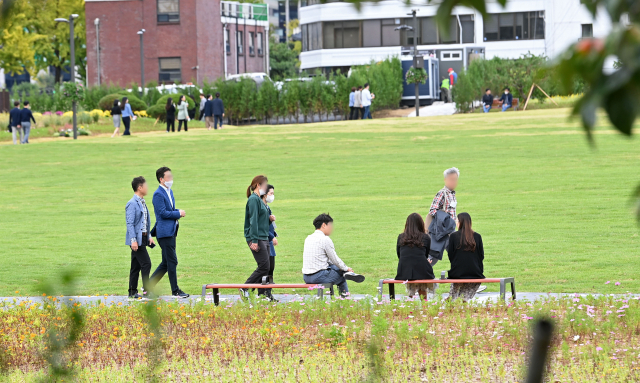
[149,167,189,298]
[212,92,225,130]
[125,176,154,299]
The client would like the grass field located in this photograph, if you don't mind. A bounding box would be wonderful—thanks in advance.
[1,108,639,296]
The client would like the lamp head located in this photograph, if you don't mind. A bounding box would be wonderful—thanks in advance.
[54,18,69,23]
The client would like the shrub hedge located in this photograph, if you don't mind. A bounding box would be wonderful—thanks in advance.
[97,93,147,112]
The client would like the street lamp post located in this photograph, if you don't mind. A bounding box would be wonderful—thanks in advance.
[137,29,146,91]
[55,14,79,139]
[396,10,422,117]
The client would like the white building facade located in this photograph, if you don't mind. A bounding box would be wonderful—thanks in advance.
[299,0,612,74]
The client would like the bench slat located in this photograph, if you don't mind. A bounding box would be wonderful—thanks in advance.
[205,284,319,289]
[382,279,502,284]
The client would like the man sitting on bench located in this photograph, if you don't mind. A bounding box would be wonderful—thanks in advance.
[498,87,513,112]
[302,213,365,297]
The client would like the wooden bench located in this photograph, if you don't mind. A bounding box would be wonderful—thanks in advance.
[202,276,335,305]
[491,98,519,111]
[378,271,515,301]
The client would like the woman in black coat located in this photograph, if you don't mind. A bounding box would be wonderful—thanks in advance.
[447,212,484,301]
[395,213,435,299]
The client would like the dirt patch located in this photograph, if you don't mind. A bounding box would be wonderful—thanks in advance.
[373,108,411,119]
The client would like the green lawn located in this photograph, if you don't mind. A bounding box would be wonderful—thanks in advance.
[1,108,638,296]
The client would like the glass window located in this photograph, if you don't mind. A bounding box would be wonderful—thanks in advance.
[439,16,458,44]
[499,14,514,40]
[249,32,255,55]
[401,18,420,45]
[237,31,243,55]
[257,32,264,55]
[159,57,181,83]
[581,23,593,38]
[485,12,544,41]
[323,21,361,49]
[484,15,498,41]
[421,17,437,44]
[343,21,360,48]
[532,11,545,39]
[381,19,400,46]
[362,20,381,47]
[224,29,230,54]
[311,22,322,50]
[323,22,335,49]
[302,24,308,51]
[460,15,474,43]
[157,0,179,23]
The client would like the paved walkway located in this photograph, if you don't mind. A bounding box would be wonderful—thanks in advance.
[407,101,457,117]
[3,292,633,308]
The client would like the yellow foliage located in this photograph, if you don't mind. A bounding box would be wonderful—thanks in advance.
[134,111,148,118]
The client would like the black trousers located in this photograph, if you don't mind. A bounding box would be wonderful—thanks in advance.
[349,107,357,120]
[166,117,175,132]
[122,116,131,135]
[178,119,188,132]
[245,240,271,295]
[358,107,365,119]
[128,236,152,296]
[150,236,179,293]
[214,114,223,129]
[261,256,276,296]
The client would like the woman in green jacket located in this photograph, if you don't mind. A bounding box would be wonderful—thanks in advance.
[177,95,190,132]
[243,175,273,299]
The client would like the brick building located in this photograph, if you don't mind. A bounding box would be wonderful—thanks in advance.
[85,0,269,87]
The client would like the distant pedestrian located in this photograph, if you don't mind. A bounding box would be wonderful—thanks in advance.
[111,99,122,137]
[348,87,356,120]
[20,101,36,144]
[482,89,494,113]
[354,86,363,119]
[177,95,189,132]
[198,93,206,121]
[212,92,225,130]
[498,87,513,112]
[204,94,214,130]
[9,101,23,145]
[361,83,375,119]
[165,97,176,132]
[448,68,457,102]
[440,77,450,103]
[121,97,134,136]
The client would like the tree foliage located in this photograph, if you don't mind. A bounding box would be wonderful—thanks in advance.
[269,41,298,80]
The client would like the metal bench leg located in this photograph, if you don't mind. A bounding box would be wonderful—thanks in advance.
[317,286,323,299]
[500,279,506,301]
[323,283,334,299]
[389,283,396,301]
[510,280,516,300]
[201,285,207,298]
[213,288,220,306]
[378,279,385,301]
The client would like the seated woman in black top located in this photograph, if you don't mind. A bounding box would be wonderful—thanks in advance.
[447,212,484,302]
[395,213,435,299]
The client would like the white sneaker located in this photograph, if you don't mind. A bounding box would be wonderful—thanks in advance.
[344,272,365,283]
[477,285,487,293]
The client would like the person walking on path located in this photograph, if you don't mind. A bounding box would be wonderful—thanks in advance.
[125,176,154,299]
[149,167,189,298]
[354,86,363,119]
[165,97,176,133]
[111,99,122,137]
[482,89,494,113]
[446,213,485,302]
[243,175,273,299]
[203,94,214,130]
[199,93,206,121]
[361,83,375,119]
[177,95,190,132]
[121,97,134,136]
[9,101,23,145]
[348,87,356,120]
[498,87,513,112]
[20,101,36,144]
[440,77,450,103]
[212,92,225,130]
[259,184,278,299]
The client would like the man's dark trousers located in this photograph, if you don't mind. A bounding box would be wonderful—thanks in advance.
[150,236,179,293]
[214,114,223,129]
[129,234,152,296]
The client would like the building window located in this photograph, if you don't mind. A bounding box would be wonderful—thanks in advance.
[302,22,321,51]
[440,50,462,61]
[237,31,244,55]
[381,19,401,46]
[249,32,255,55]
[581,23,593,38]
[460,15,474,43]
[362,20,381,47]
[225,29,230,55]
[323,21,361,49]
[257,32,264,55]
[159,57,181,83]
[157,0,179,23]
[484,11,544,41]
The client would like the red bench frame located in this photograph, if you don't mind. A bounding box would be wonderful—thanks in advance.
[202,277,335,305]
[379,271,515,301]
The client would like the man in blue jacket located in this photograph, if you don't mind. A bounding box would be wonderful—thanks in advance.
[9,101,23,145]
[20,101,36,144]
[499,87,513,112]
[203,94,214,130]
[125,176,154,299]
[212,92,225,130]
[149,167,189,298]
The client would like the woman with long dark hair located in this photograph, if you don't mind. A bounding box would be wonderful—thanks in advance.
[121,97,133,135]
[243,175,273,299]
[165,97,176,132]
[395,213,434,299]
[176,95,189,132]
[110,99,122,137]
[447,212,484,301]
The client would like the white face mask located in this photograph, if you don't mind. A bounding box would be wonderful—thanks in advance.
[164,180,174,189]
[266,195,275,203]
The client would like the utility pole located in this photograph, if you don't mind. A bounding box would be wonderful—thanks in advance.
[94,18,101,86]
[412,9,420,117]
[285,0,290,43]
[55,14,79,139]
[137,29,146,90]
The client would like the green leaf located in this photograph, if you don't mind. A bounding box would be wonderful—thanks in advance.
[603,86,637,135]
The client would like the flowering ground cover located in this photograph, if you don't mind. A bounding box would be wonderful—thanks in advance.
[2,294,639,382]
